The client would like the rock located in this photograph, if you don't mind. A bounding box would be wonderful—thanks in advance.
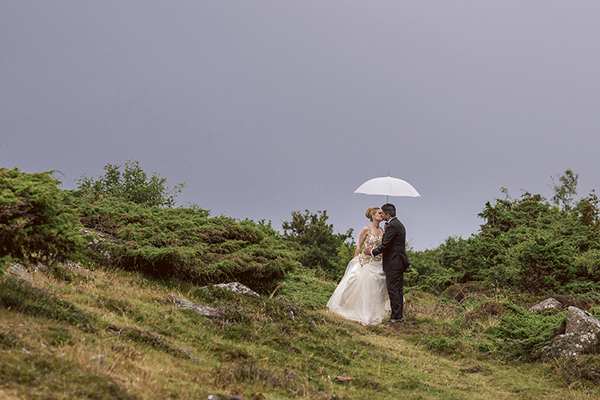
[461,365,484,373]
[528,298,563,312]
[90,354,107,363]
[551,332,599,359]
[166,295,216,317]
[6,263,32,282]
[60,261,94,278]
[542,307,600,361]
[199,282,259,296]
[566,306,600,336]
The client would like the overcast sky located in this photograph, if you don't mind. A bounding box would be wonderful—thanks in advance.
[2,1,600,250]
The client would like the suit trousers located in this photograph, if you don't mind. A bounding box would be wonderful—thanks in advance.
[386,270,404,320]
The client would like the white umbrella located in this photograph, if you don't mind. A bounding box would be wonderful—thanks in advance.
[354,176,420,202]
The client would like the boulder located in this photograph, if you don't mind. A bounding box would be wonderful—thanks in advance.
[198,282,259,297]
[6,262,32,282]
[528,297,563,312]
[166,295,216,317]
[565,306,600,335]
[542,306,600,361]
[551,332,599,359]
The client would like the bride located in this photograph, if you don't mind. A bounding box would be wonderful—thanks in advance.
[327,207,390,326]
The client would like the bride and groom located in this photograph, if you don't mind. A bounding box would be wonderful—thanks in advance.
[327,203,409,326]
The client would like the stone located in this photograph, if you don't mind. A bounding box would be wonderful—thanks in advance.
[542,307,600,361]
[566,306,600,336]
[166,295,216,317]
[61,260,94,278]
[551,332,599,359]
[528,297,563,312]
[90,354,107,363]
[199,282,259,296]
[6,263,32,282]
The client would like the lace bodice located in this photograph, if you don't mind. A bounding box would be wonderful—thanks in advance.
[358,228,383,266]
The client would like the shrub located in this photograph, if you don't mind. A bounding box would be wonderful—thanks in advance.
[73,160,185,207]
[486,303,566,361]
[282,210,353,281]
[67,195,299,294]
[0,167,85,273]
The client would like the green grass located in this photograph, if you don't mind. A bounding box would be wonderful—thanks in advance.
[0,264,597,399]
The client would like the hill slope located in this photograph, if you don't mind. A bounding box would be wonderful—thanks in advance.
[0,262,594,400]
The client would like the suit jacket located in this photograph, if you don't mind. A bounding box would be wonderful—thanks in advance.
[371,217,410,273]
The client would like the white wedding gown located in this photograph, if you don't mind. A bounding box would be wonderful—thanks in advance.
[327,230,390,325]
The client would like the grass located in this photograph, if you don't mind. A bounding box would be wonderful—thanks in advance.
[0,263,598,399]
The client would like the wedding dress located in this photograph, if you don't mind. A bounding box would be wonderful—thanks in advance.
[327,230,390,325]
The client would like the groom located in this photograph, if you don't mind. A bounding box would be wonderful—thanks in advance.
[364,203,410,324]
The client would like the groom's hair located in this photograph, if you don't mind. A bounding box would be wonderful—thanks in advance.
[381,203,396,217]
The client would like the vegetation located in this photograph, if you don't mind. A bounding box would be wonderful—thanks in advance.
[65,194,299,294]
[0,167,86,274]
[408,171,600,296]
[4,164,600,398]
[73,160,186,207]
[282,210,354,281]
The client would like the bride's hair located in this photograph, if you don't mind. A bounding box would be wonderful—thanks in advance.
[365,207,380,221]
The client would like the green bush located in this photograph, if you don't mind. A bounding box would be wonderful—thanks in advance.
[282,210,353,281]
[486,303,566,361]
[67,195,299,294]
[0,167,86,273]
[73,160,185,207]
[409,189,600,295]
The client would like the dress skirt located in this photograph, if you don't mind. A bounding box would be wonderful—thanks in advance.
[327,256,390,326]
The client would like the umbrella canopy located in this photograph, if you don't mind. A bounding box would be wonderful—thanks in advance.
[354,176,420,198]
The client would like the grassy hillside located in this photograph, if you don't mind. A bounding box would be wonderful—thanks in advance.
[1,262,598,400]
[3,167,600,398]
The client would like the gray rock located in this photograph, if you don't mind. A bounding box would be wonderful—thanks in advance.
[199,282,259,296]
[166,295,216,317]
[566,306,600,336]
[528,298,563,312]
[6,263,32,282]
[551,332,599,359]
[90,354,107,363]
[61,261,94,278]
[542,307,600,361]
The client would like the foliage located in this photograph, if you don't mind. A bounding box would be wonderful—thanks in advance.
[0,167,86,273]
[66,195,299,294]
[331,241,356,276]
[551,169,578,212]
[407,173,600,294]
[282,210,353,281]
[73,160,186,207]
[486,303,566,361]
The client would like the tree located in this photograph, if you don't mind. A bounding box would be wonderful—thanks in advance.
[74,160,186,207]
[551,169,578,212]
[282,210,353,280]
[0,168,85,274]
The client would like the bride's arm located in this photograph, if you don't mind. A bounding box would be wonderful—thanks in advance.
[354,226,369,257]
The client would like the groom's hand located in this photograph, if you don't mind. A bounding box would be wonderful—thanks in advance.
[363,247,372,255]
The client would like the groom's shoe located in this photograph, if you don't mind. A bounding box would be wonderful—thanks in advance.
[382,318,404,325]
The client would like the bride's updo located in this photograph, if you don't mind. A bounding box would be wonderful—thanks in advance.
[365,207,380,221]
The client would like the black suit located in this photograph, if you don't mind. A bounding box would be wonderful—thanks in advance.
[371,217,409,320]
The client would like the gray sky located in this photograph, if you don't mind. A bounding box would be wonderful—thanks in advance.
[2,1,600,250]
